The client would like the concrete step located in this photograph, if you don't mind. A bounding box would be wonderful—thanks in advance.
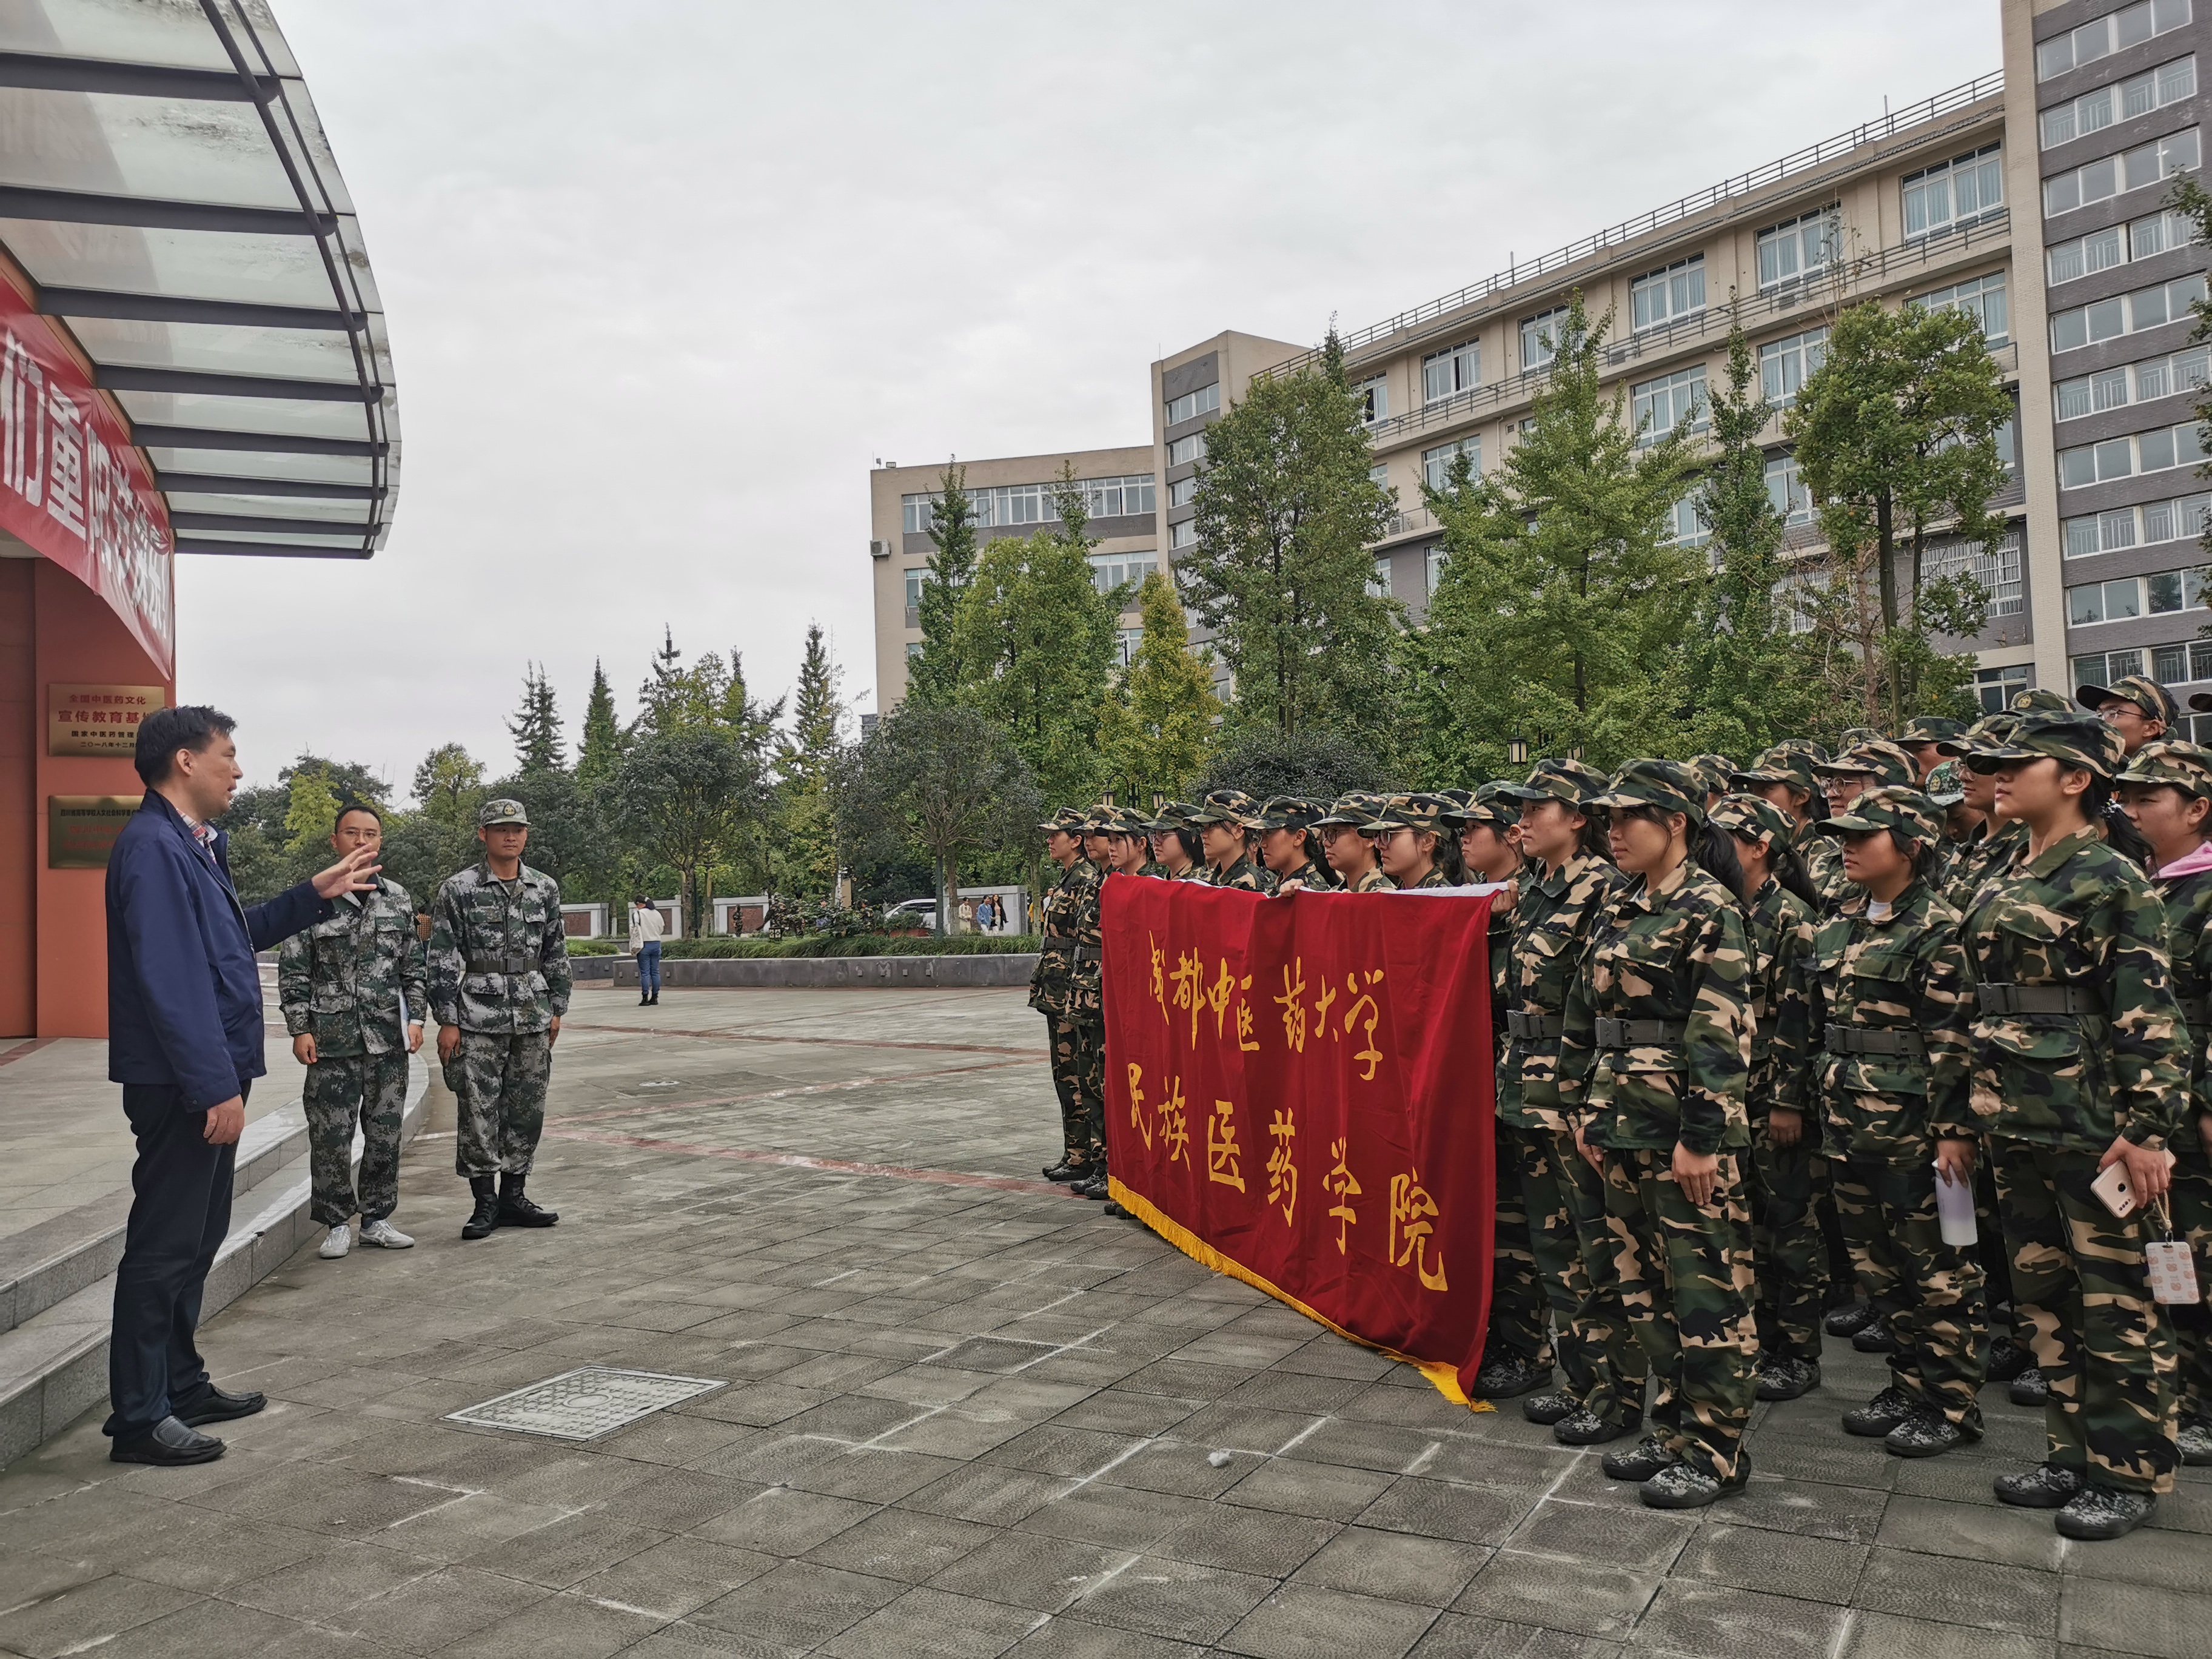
[0,1056,429,1464]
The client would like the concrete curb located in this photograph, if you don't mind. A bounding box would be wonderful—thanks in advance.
[571,954,1040,989]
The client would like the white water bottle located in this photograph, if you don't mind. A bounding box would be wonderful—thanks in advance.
[1934,1162,1978,1247]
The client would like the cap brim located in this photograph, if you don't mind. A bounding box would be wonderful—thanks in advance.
[1926,793,1965,806]
[1818,813,1883,835]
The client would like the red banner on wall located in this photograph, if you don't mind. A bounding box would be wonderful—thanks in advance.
[1101,878,1499,1404]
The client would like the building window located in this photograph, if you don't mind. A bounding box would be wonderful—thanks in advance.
[1914,272,2009,346]
[2041,55,2196,148]
[1168,475,1198,508]
[1354,376,1389,425]
[1090,552,1158,598]
[904,568,927,607]
[1422,437,1481,492]
[2055,344,2211,420]
[1116,627,1142,667]
[1077,474,1156,519]
[2050,271,2210,352]
[2062,488,2212,555]
[2074,648,2149,687]
[1760,327,1829,406]
[905,640,923,660]
[1368,557,1391,598]
[2068,566,2207,623]
[1632,367,1708,445]
[902,493,934,534]
[1170,520,1198,551]
[1664,494,1711,548]
[1520,306,1573,371]
[2037,0,2193,81]
[1165,383,1220,426]
[1631,255,1706,332]
[1925,528,2025,618]
[1773,573,1820,634]
[1976,663,2031,711]
[1168,431,1207,467]
[2057,418,2208,488]
[1903,145,2004,237]
[2044,127,2200,215]
[1757,209,1838,290]
[1423,340,1481,404]
[1425,545,1447,595]
[2048,207,2199,284]
[1765,452,1815,525]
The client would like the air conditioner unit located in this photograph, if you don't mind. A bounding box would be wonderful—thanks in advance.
[869,540,891,560]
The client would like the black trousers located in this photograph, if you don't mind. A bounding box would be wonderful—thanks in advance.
[102,1081,247,1439]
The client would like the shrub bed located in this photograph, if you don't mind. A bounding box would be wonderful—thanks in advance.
[568,934,1037,960]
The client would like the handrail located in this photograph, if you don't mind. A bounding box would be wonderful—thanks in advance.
[1276,69,2004,381]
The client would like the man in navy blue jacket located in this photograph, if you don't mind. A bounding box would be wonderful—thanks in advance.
[104,706,378,1465]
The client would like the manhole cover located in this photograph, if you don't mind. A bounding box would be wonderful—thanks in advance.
[446,1367,725,1440]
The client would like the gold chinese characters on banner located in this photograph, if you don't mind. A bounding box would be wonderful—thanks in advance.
[48,684,165,757]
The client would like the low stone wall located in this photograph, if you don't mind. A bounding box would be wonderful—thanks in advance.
[572,953,1039,989]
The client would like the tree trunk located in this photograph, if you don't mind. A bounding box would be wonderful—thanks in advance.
[1875,492,1902,730]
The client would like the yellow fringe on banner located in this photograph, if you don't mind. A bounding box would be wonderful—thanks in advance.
[1107,1178,1492,1412]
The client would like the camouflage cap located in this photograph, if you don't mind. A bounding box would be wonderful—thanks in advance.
[1186,788,1262,828]
[1820,785,1945,849]
[1144,800,1198,831]
[2078,673,2179,728]
[1897,715,1968,745]
[2013,687,2076,714]
[1254,795,1329,831]
[1430,787,1476,826]
[1039,805,1088,833]
[1315,791,1390,829]
[1689,754,1736,799]
[1813,739,1917,789]
[1936,712,2017,758]
[1372,792,1452,833]
[477,797,531,828]
[1924,760,1966,807]
[1111,805,1155,835]
[2118,738,2212,800]
[1506,756,1609,805]
[1970,711,2128,779]
[1709,792,1794,847]
[1731,743,1822,796]
[1464,780,1523,827]
[1839,726,1883,746]
[1590,758,1706,828]
[1079,803,1122,834]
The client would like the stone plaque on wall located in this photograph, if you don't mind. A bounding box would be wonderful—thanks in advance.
[49,795,142,869]
[48,684,165,757]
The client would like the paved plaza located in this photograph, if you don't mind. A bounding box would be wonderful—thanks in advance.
[1,984,2208,1659]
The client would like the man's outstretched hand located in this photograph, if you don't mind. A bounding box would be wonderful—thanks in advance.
[311,842,381,899]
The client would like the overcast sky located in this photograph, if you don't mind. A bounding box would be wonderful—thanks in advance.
[175,0,2001,794]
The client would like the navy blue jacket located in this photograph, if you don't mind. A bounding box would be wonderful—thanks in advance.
[106,792,329,1109]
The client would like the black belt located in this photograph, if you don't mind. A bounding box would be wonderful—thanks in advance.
[2180,995,2210,1026]
[1823,1024,1926,1059]
[468,955,537,975]
[1975,983,2093,1017]
[1506,1010,1563,1041]
[1042,934,1101,962]
[1594,1017,1685,1048]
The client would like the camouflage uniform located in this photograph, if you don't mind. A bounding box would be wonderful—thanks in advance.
[1255,796,1336,891]
[1805,789,1988,1434]
[1563,760,1759,1493]
[1709,796,1827,1372]
[1375,794,1456,889]
[1189,790,1271,892]
[1497,759,1646,1425]
[1731,743,1848,911]
[1029,807,1107,1168]
[278,877,426,1227]
[427,834,571,1180]
[1961,714,2187,1498]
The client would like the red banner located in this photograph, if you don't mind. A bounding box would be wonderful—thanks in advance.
[1101,879,1498,1404]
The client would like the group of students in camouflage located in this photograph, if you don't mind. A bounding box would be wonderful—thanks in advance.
[1031,670,2212,1537]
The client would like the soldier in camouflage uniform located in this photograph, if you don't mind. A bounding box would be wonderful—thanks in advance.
[1895,714,1968,786]
[1031,807,1106,1184]
[1561,759,1759,1509]
[279,801,426,1259]
[1191,791,1273,891]
[1733,743,1850,912]
[427,798,572,1241]
[1375,794,1456,888]
[1709,794,1826,1402]
[2080,672,2177,757]
[1960,712,2187,1540]
[1687,754,1735,811]
[1803,788,1988,1455]
[1315,793,1395,891]
[1255,797,1336,890]
[1103,806,1153,877]
[1147,802,1208,882]
[2117,740,2212,1466]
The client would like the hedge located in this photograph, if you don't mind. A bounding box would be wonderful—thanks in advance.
[567,934,1038,960]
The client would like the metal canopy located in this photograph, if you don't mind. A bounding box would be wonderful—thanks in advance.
[0,0,397,560]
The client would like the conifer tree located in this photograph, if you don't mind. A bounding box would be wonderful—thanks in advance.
[1098,570,1219,806]
[576,660,622,793]
[508,663,566,775]
[907,463,981,708]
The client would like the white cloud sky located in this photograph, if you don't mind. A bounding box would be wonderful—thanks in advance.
[175,0,2000,793]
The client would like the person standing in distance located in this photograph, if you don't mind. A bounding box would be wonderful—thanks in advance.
[429,798,572,1241]
[1031,807,1103,1183]
[106,706,380,1465]
[278,800,426,1261]
[629,896,665,1006]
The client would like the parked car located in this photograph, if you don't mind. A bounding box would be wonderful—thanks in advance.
[882,897,943,934]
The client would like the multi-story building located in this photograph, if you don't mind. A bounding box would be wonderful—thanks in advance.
[867,447,1159,709]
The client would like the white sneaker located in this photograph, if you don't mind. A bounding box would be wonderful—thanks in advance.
[318,1223,352,1259]
[358,1219,414,1250]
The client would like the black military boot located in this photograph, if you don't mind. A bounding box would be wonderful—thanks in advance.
[498,1173,559,1227]
[461,1177,501,1240]
[638,990,649,1007]
[1823,1301,1877,1338]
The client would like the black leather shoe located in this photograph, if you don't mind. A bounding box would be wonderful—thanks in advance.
[173,1384,265,1427]
[1994,1461,2083,1509]
[498,1176,558,1227]
[1823,1302,1877,1338]
[1755,1357,1822,1402]
[1842,1385,1915,1438]
[1851,1316,1897,1354]
[1885,1407,1976,1459]
[462,1178,501,1240]
[1554,1407,1640,1447]
[110,1415,225,1466]
[1472,1354,1552,1400]
[1521,1390,1578,1426]
[2057,1485,2156,1541]
[1044,1159,1089,1183]
[2009,1367,2049,1407]
[1601,1435,1681,1483]
[1985,1335,2031,1384]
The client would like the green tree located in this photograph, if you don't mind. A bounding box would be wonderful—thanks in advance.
[484,766,606,896]
[1403,293,1698,782]
[412,743,486,827]
[1788,297,2009,729]
[905,463,981,709]
[283,763,340,859]
[1190,725,1394,802]
[774,622,849,897]
[2170,176,2212,570]
[611,726,764,934]
[575,659,623,793]
[507,662,565,775]
[834,703,1041,935]
[1097,569,1219,807]
[1682,324,1829,755]
[1182,330,1399,740]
